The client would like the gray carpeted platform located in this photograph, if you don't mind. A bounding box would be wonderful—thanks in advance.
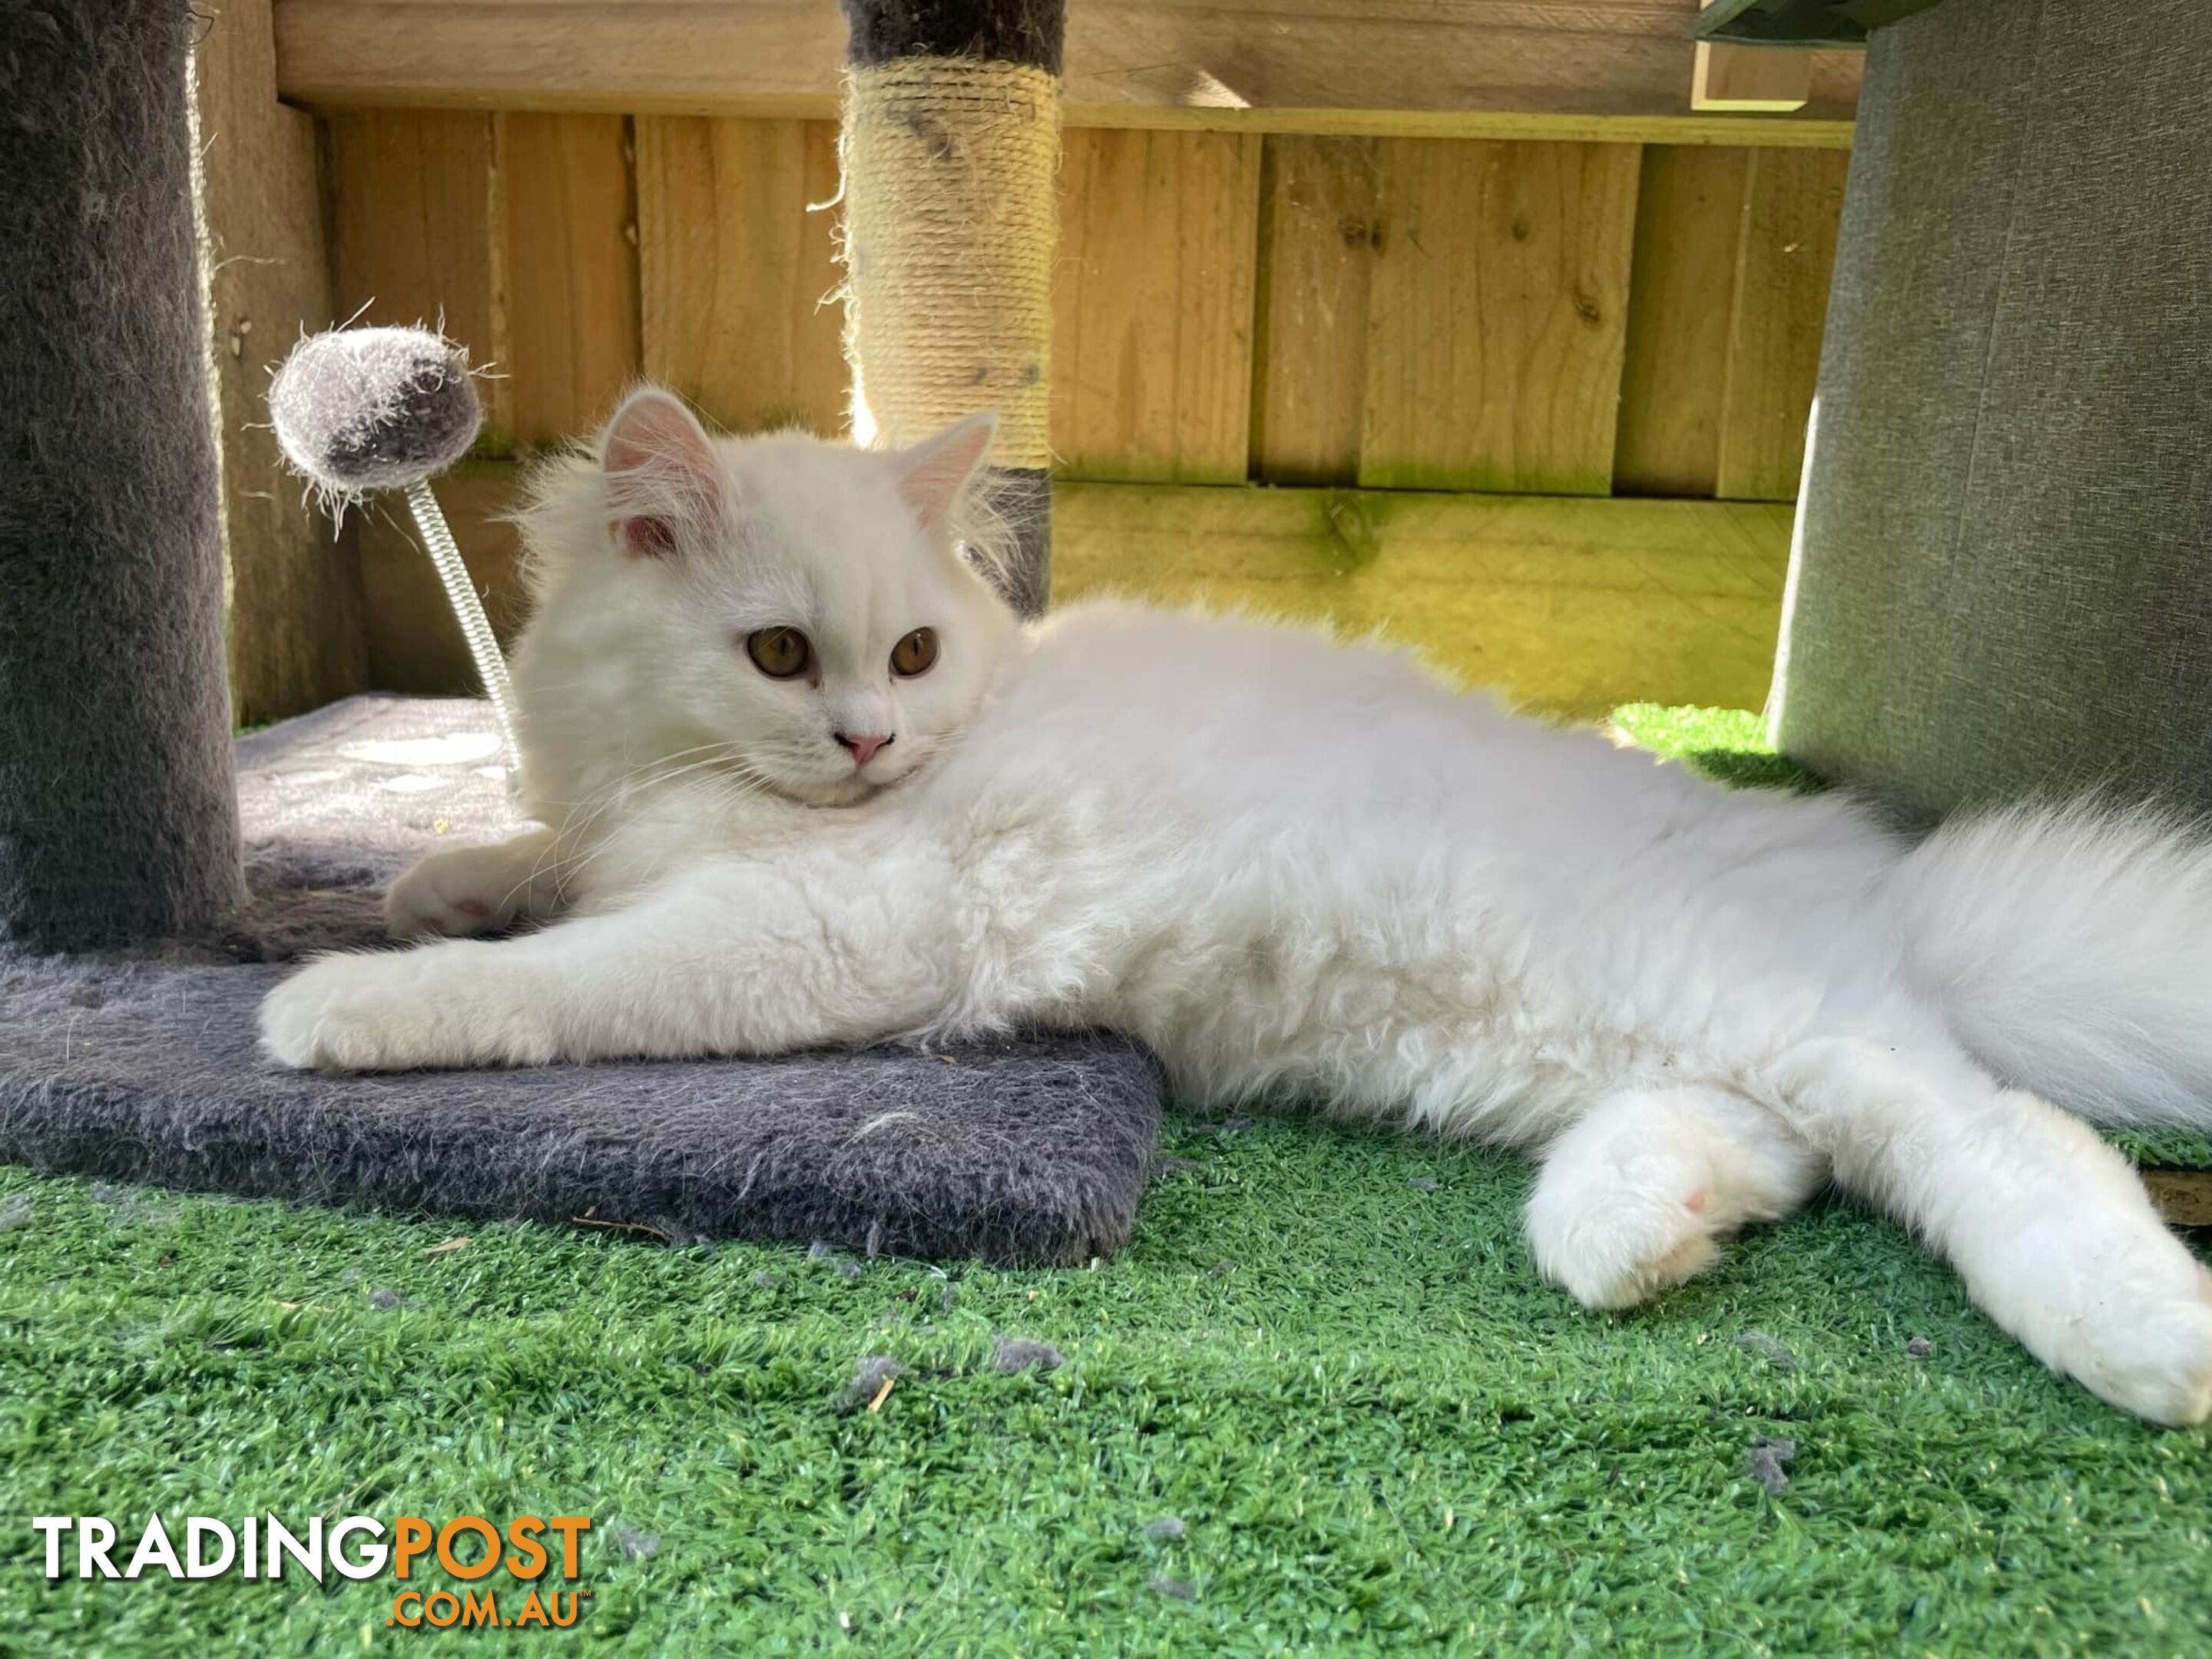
[0,697,1161,1263]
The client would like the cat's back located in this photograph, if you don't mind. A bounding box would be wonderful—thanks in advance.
[928,596,1875,886]
[1002,597,1474,763]
[950,598,1657,824]
[912,595,1899,1035]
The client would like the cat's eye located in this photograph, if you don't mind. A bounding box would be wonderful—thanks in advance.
[747,627,812,680]
[890,628,939,677]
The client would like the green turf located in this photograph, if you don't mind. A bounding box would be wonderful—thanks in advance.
[4,707,2209,1656]
[1608,702,1823,796]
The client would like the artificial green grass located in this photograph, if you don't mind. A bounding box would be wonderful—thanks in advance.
[4,707,2209,1656]
[1608,703,1821,796]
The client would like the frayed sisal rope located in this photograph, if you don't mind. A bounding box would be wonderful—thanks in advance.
[839,58,1058,469]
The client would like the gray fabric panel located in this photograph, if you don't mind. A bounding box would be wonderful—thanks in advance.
[0,697,1161,1264]
[984,466,1051,619]
[1772,0,2212,816]
[1696,0,1949,46]
[0,1,244,946]
[842,0,1065,72]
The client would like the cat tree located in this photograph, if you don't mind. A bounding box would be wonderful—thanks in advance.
[0,0,243,950]
[1770,0,2212,815]
[0,0,1157,1265]
[837,0,1062,615]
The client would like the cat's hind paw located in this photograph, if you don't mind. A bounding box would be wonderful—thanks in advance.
[2003,1224,2212,1427]
[2078,1282,2212,1427]
[1525,1084,1820,1313]
[1526,1151,1725,1311]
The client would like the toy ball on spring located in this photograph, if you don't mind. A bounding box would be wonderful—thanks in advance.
[269,326,482,500]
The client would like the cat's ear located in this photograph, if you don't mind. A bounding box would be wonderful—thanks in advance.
[892,411,997,532]
[600,387,722,558]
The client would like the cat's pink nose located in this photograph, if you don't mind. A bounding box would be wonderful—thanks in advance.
[835,730,892,768]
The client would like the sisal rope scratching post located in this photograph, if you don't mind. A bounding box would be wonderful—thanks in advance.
[837,0,1063,617]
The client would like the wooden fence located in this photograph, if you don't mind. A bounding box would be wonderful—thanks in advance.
[324,115,1846,498]
[200,2,1854,725]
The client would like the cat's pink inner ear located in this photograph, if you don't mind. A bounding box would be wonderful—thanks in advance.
[895,412,998,531]
[601,388,721,558]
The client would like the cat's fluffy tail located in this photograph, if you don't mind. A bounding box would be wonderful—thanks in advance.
[1886,803,2212,1127]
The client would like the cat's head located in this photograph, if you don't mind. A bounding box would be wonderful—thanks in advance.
[517,387,1022,809]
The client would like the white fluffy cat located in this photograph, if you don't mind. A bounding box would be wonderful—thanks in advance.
[261,389,2212,1426]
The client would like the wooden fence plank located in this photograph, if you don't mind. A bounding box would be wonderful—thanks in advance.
[636,116,848,436]
[1360,139,1641,495]
[327,108,509,446]
[272,0,1864,133]
[1717,146,1849,499]
[1250,135,1379,487]
[194,0,367,723]
[1052,129,1263,482]
[499,113,641,449]
[1613,145,1751,497]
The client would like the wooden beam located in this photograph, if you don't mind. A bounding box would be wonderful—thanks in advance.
[1693,44,1813,114]
[1614,145,1750,496]
[1055,484,1790,716]
[366,464,1792,717]
[194,0,369,726]
[326,111,511,447]
[1715,146,1849,499]
[2143,1171,2212,1229]
[1612,143,1847,501]
[272,1,1860,143]
[500,114,642,448]
[1692,2,1812,114]
[324,108,654,456]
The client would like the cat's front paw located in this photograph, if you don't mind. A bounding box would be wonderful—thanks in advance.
[384,839,543,940]
[258,946,538,1073]
[259,952,433,1071]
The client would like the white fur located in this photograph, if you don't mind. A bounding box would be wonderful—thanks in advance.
[262,399,2212,1425]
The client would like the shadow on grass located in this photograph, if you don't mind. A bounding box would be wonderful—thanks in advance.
[1608,701,1825,794]
[1682,747,1823,793]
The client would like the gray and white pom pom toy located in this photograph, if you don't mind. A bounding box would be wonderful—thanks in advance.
[269,326,516,757]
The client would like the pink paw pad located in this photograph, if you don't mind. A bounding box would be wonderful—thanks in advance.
[455,898,492,918]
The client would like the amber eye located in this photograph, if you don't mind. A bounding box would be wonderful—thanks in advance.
[746,627,812,680]
[890,628,939,677]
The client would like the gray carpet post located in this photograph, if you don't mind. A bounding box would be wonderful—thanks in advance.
[1770,0,2212,816]
[838,0,1064,617]
[0,1,243,946]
